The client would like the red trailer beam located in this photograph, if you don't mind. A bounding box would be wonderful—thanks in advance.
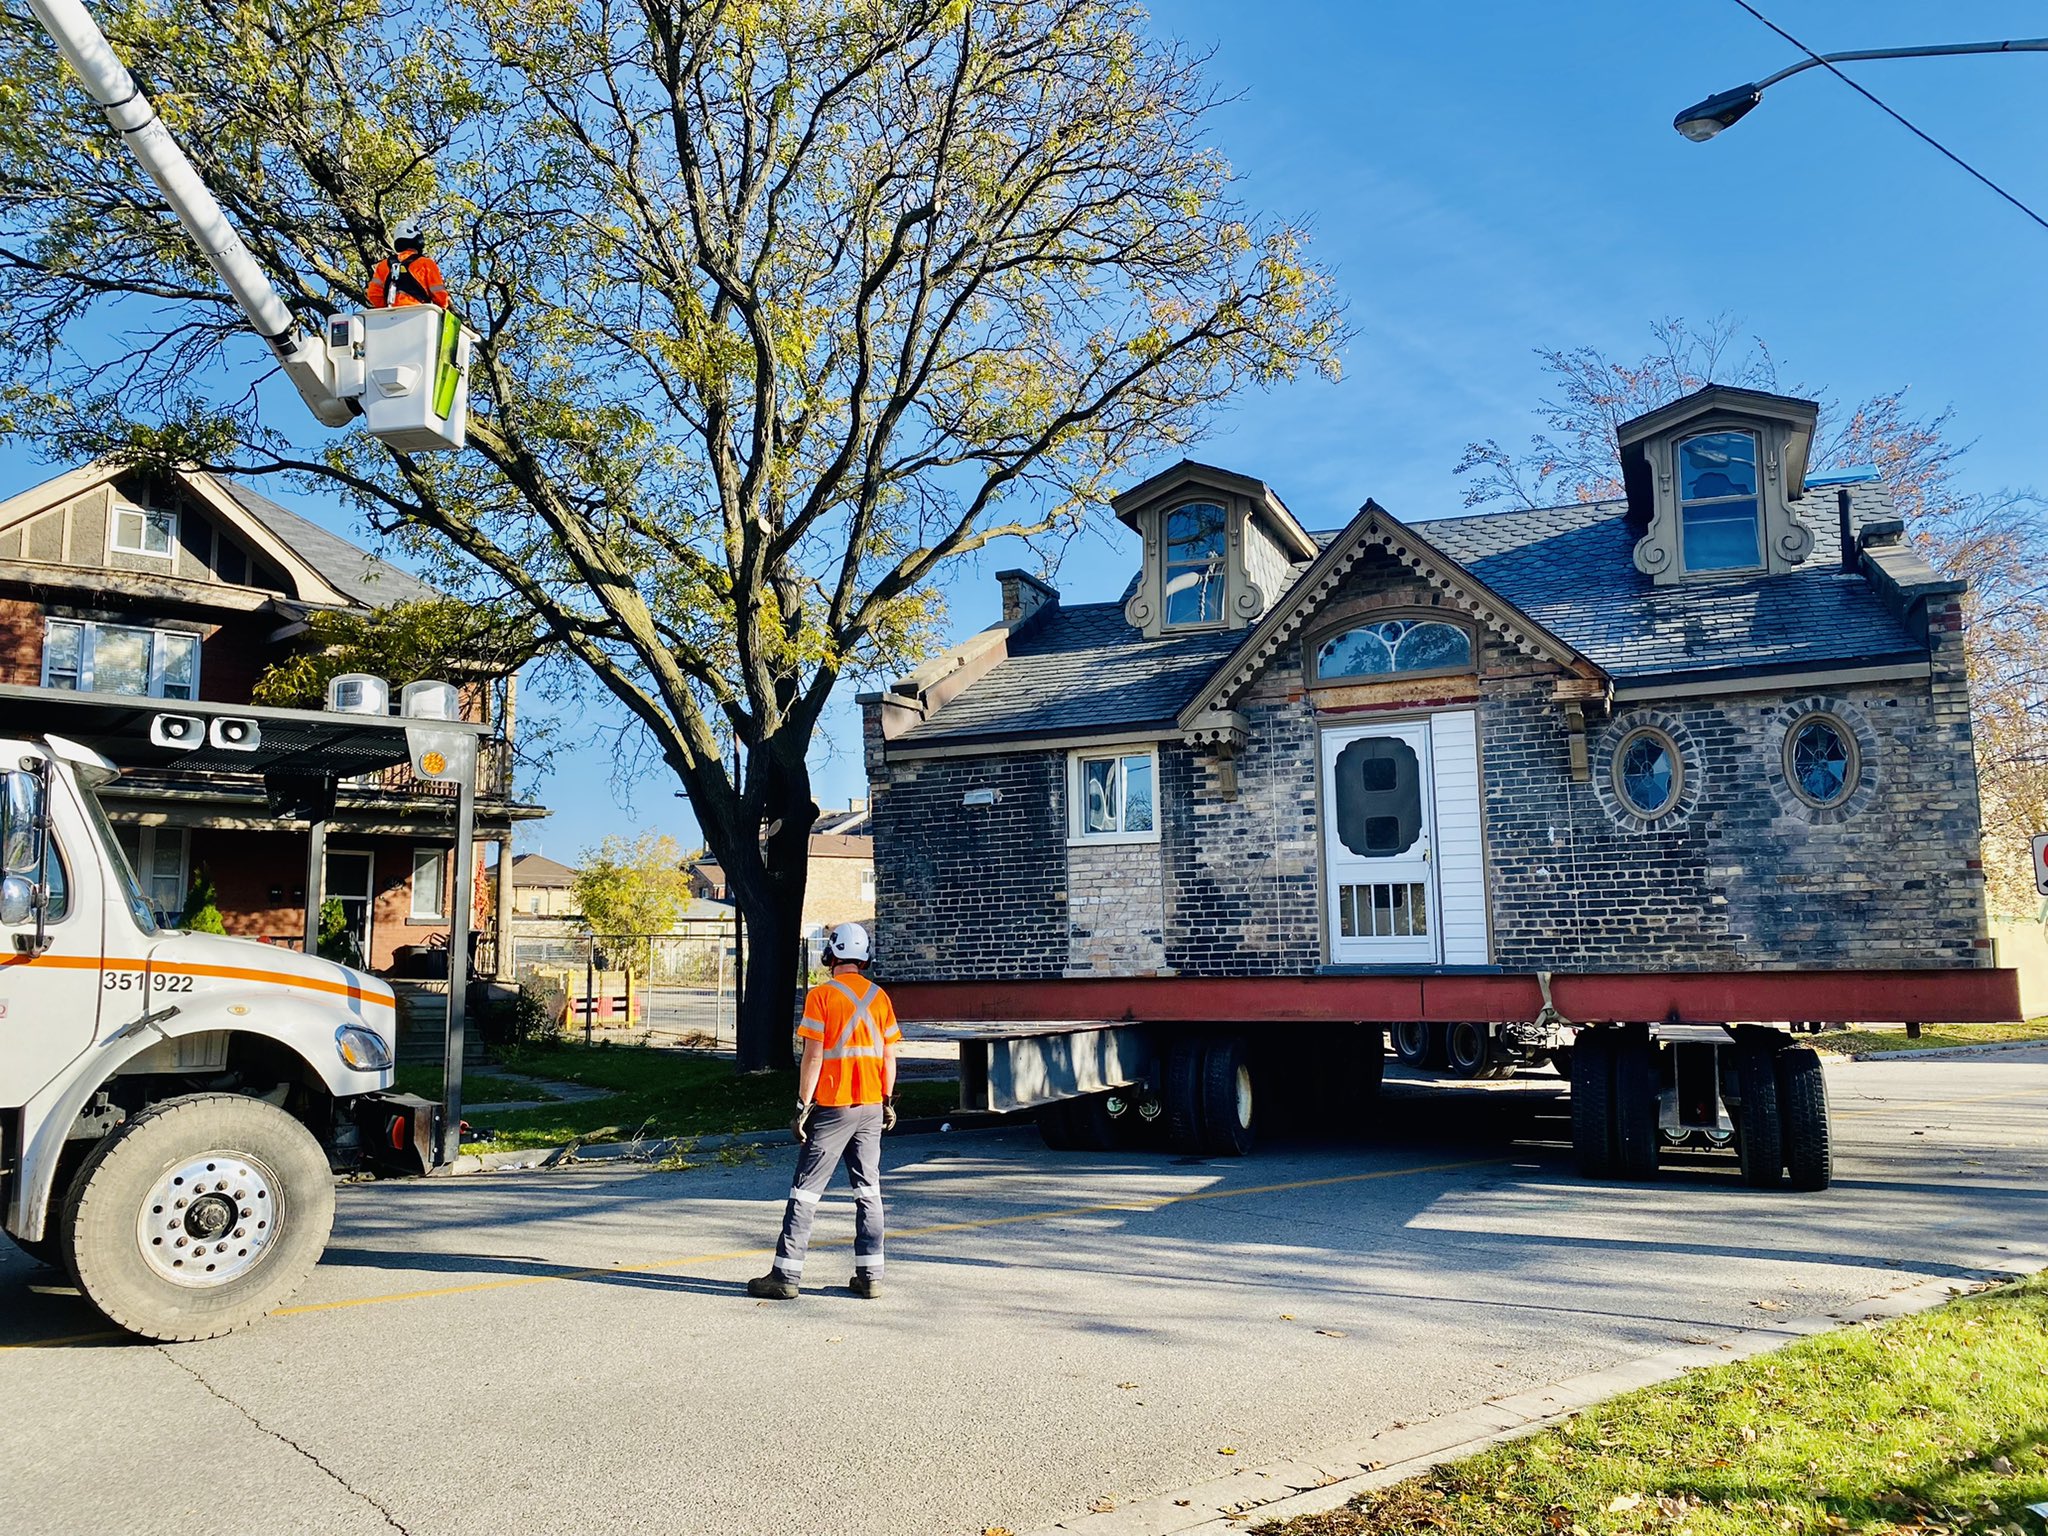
[883,969,2021,1027]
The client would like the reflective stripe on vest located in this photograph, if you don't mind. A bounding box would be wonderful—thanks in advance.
[819,978,887,1061]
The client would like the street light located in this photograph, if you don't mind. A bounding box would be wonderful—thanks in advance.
[1674,37,2048,141]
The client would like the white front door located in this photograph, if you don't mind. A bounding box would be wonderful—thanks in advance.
[1323,720,1440,964]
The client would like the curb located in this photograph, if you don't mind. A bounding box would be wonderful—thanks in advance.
[454,1112,1011,1173]
[1820,1037,2048,1064]
[1019,1256,2048,1536]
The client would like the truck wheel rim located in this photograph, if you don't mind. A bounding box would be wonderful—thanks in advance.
[1235,1065,1253,1129]
[137,1151,280,1288]
[1450,1025,1485,1071]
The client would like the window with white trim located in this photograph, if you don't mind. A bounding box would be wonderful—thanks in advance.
[41,619,200,699]
[111,498,177,559]
[410,848,448,920]
[113,824,189,921]
[1069,748,1158,842]
[859,865,876,902]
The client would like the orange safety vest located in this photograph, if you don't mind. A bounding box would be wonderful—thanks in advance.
[798,977,901,1107]
[366,250,450,309]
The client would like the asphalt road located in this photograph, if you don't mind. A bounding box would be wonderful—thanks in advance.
[3,1047,2044,1536]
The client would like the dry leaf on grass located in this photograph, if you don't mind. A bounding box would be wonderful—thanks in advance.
[1606,1493,1642,1513]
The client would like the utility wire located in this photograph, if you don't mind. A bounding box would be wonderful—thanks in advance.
[1727,0,2048,235]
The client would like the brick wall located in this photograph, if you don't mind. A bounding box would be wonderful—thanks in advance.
[0,597,41,685]
[872,750,1067,979]
[876,540,1993,983]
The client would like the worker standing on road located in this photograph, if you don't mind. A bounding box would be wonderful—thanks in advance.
[365,223,450,309]
[748,923,900,1301]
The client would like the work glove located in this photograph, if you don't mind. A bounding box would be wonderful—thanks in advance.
[880,1095,898,1133]
[791,1101,815,1143]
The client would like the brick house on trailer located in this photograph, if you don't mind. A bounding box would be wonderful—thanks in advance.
[863,388,1988,1032]
[0,461,545,971]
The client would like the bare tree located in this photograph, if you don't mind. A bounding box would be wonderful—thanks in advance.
[0,0,1345,1066]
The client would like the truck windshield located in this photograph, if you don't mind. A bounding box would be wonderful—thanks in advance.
[72,766,159,937]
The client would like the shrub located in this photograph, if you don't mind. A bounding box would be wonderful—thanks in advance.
[179,869,227,935]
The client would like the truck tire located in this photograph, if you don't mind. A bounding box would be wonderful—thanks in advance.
[1198,1036,1256,1157]
[1163,1036,1206,1154]
[1445,1022,1493,1078]
[1570,1028,1616,1178]
[1611,1029,1659,1181]
[1734,1034,1785,1189]
[1391,1021,1433,1067]
[59,1093,335,1342]
[1776,1046,1833,1191]
[1548,1045,1573,1082]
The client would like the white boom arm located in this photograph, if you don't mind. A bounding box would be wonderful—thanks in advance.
[27,0,356,427]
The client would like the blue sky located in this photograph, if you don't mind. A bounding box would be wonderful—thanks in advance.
[8,1,2044,861]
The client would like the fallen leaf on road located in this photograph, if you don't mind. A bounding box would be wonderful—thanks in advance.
[981,1528,1014,1535]
[824,1336,843,1344]
[1752,1299,1786,1311]
[1116,1382,1139,1390]
[1316,1329,1348,1338]
[1088,1497,1116,1513]
[1218,1446,1238,1456]
[1606,1494,1642,1513]
[1173,1499,1192,1507]
[1279,1313,1294,1320]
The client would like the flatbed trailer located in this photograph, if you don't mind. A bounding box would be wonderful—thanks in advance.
[886,968,2022,1190]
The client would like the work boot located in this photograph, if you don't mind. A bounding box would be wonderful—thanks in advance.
[848,1271,882,1299]
[747,1272,799,1300]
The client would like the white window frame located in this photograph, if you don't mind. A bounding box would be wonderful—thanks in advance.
[110,497,178,560]
[410,847,448,920]
[859,865,876,902]
[1067,746,1161,846]
[40,619,201,699]
[115,824,190,922]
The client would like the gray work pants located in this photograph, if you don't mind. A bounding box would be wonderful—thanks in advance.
[772,1103,885,1282]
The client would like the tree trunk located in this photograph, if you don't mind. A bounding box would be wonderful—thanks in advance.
[719,745,817,1073]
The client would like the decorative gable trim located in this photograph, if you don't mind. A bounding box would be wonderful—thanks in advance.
[0,459,355,608]
[1176,500,1605,736]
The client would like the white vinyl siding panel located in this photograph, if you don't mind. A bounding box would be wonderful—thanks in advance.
[1428,709,1489,966]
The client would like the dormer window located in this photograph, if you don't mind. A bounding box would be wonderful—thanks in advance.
[1678,431,1762,573]
[1163,502,1227,626]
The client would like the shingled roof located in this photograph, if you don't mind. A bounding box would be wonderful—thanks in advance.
[899,601,1246,747]
[895,475,1929,749]
[219,479,442,610]
[1417,478,1921,683]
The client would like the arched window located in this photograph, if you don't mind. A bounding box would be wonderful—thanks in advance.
[1162,502,1227,626]
[1314,619,1471,682]
[1677,430,1762,572]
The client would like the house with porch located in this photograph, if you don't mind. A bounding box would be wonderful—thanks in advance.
[0,460,546,972]
[861,387,1989,985]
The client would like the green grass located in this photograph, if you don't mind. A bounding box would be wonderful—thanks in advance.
[1257,1271,2048,1536]
[438,1041,958,1152]
[392,1066,560,1105]
[1815,1022,2048,1056]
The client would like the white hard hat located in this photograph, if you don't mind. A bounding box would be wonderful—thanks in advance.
[824,922,872,965]
[392,221,424,247]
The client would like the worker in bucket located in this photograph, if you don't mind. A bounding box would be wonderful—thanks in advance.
[748,922,900,1301]
[366,223,450,309]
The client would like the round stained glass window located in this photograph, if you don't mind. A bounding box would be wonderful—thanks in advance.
[1786,716,1856,808]
[1613,728,1681,819]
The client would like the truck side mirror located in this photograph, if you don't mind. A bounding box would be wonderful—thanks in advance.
[0,873,31,927]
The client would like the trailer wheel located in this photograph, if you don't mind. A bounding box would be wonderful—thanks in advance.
[1776,1046,1832,1191]
[1390,1021,1432,1067]
[1198,1036,1256,1157]
[59,1093,335,1342]
[1611,1029,1659,1181]
[1163,1036,1206,1154]
[1570,1029,1616,1177]
[1733,1034,1785,1189]
[1444,1022,1494,1078]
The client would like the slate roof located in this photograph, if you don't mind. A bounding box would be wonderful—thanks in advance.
[1415,479,1922,681]
[219,479,442,609]
[899,477,1928,748]
[900,600,1246,746]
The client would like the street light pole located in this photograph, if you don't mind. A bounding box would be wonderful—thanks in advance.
[1673,37,2048,140]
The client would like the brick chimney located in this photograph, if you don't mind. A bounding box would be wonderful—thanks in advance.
[997,568,1059,625]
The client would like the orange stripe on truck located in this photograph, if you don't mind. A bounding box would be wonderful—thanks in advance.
[0,951,395,1010]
